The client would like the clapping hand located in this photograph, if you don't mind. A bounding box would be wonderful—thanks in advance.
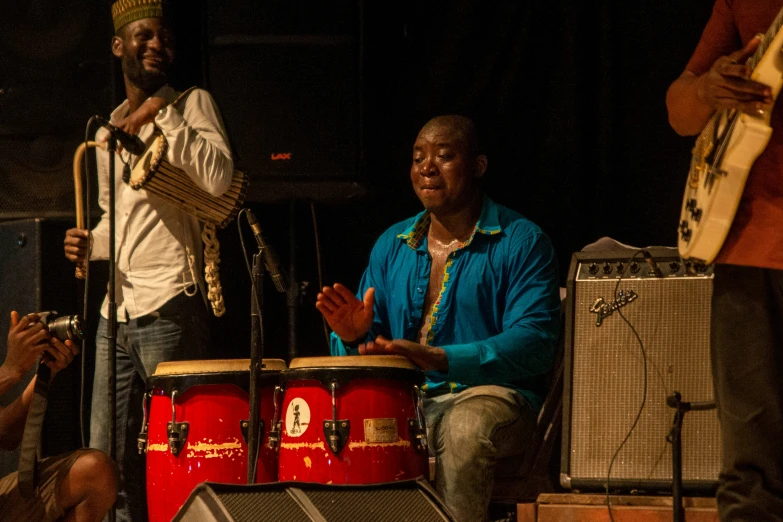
[315,283,375,344]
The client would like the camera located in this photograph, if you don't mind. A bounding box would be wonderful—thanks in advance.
[34,311,85,342]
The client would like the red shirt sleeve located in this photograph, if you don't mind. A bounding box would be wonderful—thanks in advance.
[685,0,740,76]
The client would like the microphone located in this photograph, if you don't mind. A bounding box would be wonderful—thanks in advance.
[246,210,288,293]
[642,250,663,278]
[93,115,146,155]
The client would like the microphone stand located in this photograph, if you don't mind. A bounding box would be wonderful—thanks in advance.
[247,250,265,483]
[105,131,119,522]
[666,392,716,522]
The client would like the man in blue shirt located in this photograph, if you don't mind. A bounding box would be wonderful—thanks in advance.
[316,115,561,521]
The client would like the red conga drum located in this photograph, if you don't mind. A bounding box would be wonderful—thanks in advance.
[273,355,429,484]
[141,358,286,522]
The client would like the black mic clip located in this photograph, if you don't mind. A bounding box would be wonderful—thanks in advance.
[93,115,147,156]
[246,210,288,293]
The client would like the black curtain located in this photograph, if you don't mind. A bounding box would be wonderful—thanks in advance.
[358,0,715,283]
[0,0,718,360]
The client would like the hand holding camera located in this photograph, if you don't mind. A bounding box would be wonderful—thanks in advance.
[34,311,83,378]
[3,311,83,381]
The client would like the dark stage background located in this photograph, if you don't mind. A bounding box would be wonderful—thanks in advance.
[0,0,715,459]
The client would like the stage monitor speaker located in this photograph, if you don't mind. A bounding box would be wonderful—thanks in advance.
[560,246,721,493]
[205,0,367,204]
[173,478,455,522]
[0,218,87,478]
[0,2,111,219]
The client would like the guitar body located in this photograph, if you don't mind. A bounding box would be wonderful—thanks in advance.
[677,28,783,264]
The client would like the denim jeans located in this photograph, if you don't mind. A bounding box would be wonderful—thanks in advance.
[90,292,209,522]
[711,265,783,522]
[425,385,537,522]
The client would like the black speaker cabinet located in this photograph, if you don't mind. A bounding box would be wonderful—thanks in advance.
[560,247,721,493]
[0,2,111,219]
[173,478,455,522]
[205,0,367,203]
[0,218,90,477]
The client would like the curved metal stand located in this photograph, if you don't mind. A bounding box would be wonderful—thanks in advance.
[667,391,716,522]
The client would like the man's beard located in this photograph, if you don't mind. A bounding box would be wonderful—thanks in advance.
[122,54,170,91]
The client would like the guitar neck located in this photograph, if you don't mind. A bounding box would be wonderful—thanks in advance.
[749,7,783,69]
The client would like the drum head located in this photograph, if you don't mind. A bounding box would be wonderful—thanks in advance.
[129,133,166,189]
[153,358,287,376]
[288,355,414,370]
[283,355,423,387]
[148,358,286,395]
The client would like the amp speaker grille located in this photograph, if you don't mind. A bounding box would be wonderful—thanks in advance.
[562,249,720,492]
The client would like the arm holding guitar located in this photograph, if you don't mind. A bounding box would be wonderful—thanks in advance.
[667,34,771,136]
[673,24,783,263]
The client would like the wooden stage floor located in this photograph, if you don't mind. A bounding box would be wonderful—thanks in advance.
[515,493,719,522]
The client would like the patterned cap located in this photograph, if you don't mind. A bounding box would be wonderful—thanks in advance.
[111,0,163,33]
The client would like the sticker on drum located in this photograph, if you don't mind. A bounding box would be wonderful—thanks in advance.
[364,418,398,443]
[285,398,310,437]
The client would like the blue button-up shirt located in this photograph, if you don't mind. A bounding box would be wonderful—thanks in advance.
[330,196,561,410]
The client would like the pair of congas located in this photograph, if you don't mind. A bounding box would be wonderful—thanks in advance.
[140,355,429,522]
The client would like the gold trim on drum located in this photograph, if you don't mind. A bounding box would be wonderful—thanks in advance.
[153,358,287,376]
[288,355,415,370]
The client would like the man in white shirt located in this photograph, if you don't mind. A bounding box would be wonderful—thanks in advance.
[63,1,234,520]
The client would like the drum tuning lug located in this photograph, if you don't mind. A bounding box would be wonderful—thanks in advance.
[240,420,249,443]
[267,386,283,450]
[410,385,428,452]
[137,430,148,454]
[267,422,281,451]
[240,419,265,445]
[323,419,350,455]
[138,391,150,454]
[167,421,189,457]
[408,419,428,452]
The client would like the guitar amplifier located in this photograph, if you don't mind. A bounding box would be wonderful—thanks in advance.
[560,247,721,493]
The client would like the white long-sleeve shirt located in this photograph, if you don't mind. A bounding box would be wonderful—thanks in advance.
[90,85,234,321]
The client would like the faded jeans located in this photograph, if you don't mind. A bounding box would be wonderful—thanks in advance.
[425,385,537,522]
[90,292,208,522]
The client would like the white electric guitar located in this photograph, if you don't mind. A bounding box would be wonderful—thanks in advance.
[677,15,783,265]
